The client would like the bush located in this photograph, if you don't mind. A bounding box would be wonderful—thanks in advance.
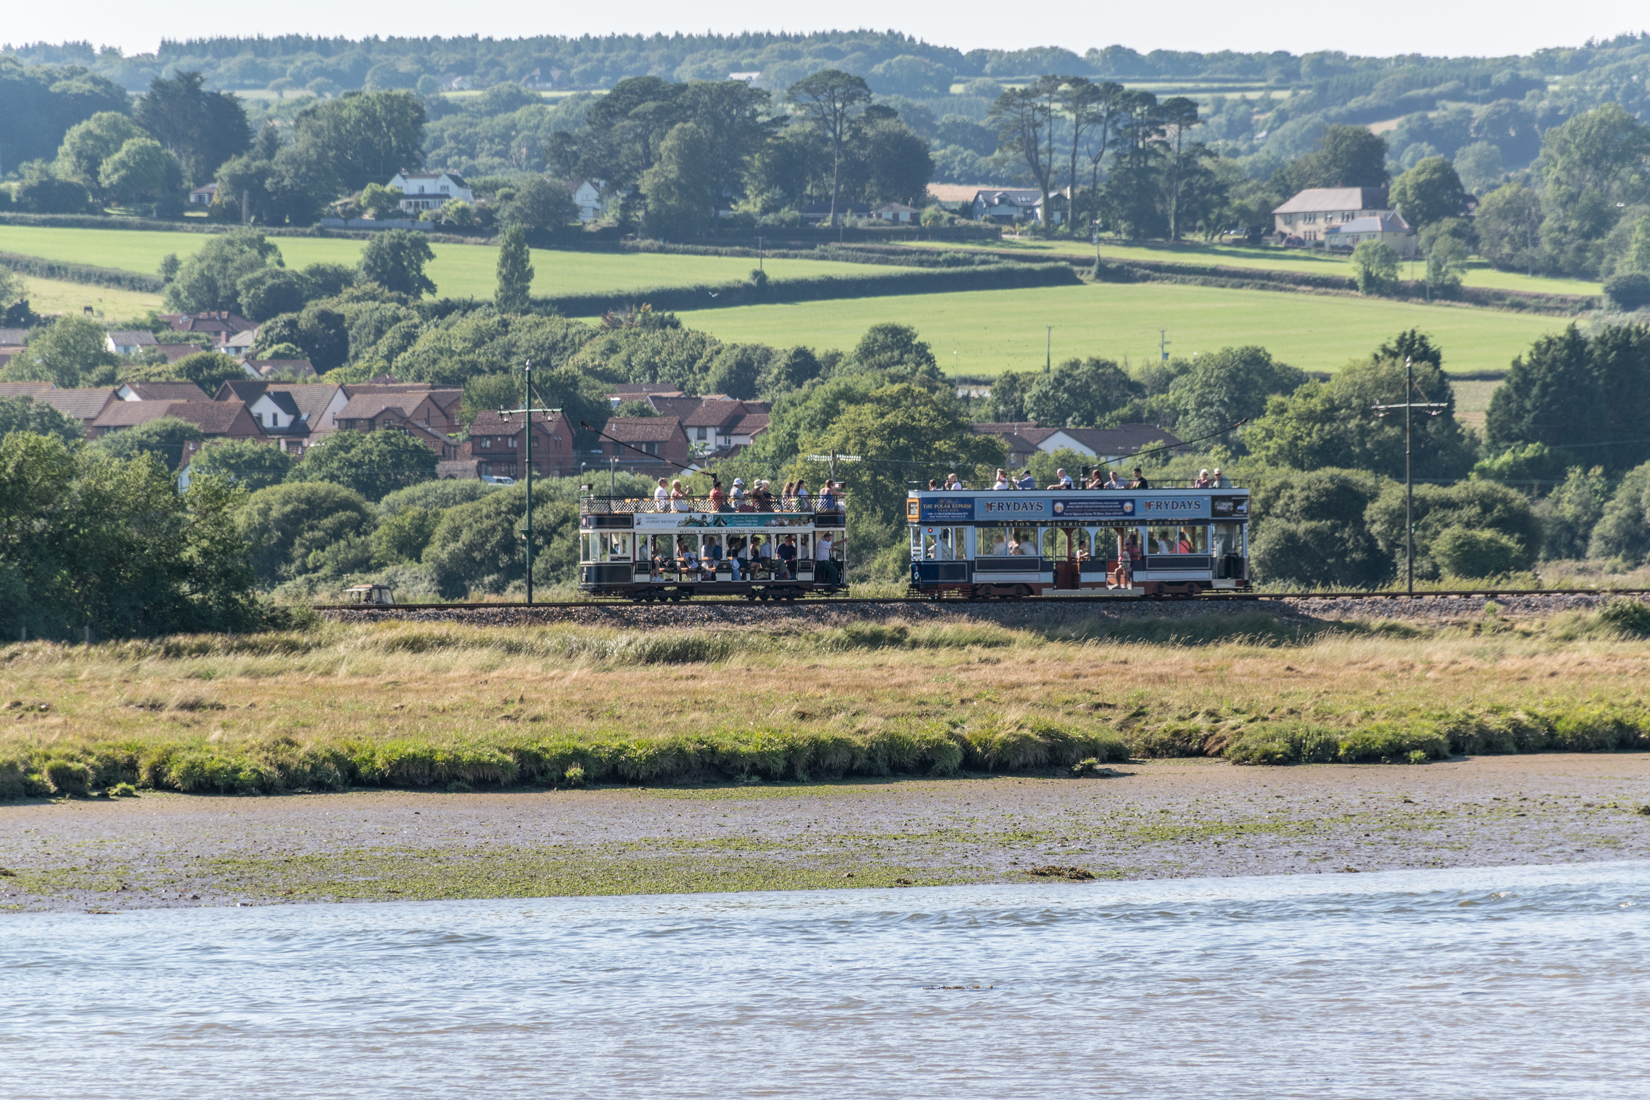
[42,759,95,796]
[1604,272,1650,312]
[1599,598,1650,638]
[1351,240,1399,295]
[290,429,438,502]
[1432,526,1525,579]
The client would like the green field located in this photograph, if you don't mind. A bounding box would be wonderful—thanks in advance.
[18,275,164,320]
[677,282,1569,376]
[912,237,1604,297]
[0,226,910,302]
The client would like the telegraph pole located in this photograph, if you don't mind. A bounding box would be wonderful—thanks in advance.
[1373,356,1449,596]
[499,360,560,605]
[1045,326,1052,373]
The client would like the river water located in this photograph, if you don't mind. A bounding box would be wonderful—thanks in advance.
[3,861,1647,1098]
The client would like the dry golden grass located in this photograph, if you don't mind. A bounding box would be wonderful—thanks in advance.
[3,610,1648,796]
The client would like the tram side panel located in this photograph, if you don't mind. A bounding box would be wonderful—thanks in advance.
[579,507,848,596]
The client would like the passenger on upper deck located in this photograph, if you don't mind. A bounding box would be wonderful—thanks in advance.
[1015,469,1036,490]
[752,481,773,511]
[1047,468,1073,490]
[927,478,940,491]
[944,473,964,491]
[795,480,810,510]
[993,469,1010,490]
[1131,467,1150,490]
[671,479,691,511]
[1083,468,1103,489]
[1106,469,1125,489]
[654,478,670,509]
[731,478,746,505]
[1212,468,1228,488]
[818,481,835,511]
[709,479,727,511]
[1193,469,1211,488]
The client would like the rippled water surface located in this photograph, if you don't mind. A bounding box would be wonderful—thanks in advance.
[4,862,1648,1098]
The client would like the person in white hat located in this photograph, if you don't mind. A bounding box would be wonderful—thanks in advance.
[731,477,746,502]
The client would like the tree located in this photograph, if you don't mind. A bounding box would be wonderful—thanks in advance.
[423,487,579,598]
[54,112,143,193]
[1423,232,1470,298]
[16,175,93,214]
[236,266,314,321]
[188,438,294,492]
[282,90,427,195]
[252,305,350,373]
[289,429,438,501]
[1061,78,1124,233]
[759,346,823,397]
[372,506,442,566]
[359,183,403,220]
[1432,526,1526,579]
[1169,347,1307,445]
[90,416,205,472]
[501,177,578,233]
[1249,469,1389,588]
[98,137,178,207]
[1452,142,1504,197]
[174,351,248,392]
[359,230,436,297]
[1486,324,1650,473]
[1248,347,1475,480]
[1156,96,1204,240]
[135,71,251,187]
[0,315,118,388]
[1366,479,1540,580]
[236,481,377,587]
[1351,240,1399,295]
[0,395,84,444]
[1389,156,1469,230]
[990,77,1063,229]
[301,262,358,299]
[843,108,935,207]
[701,344,772,400]
[1589,461,1650,565]
[837,323,946,389]
[680,80,778,234]
[1475,183,1545,274]
[639,122,717,238]
[787,70,873,227]
[166,229,283,314]
[1540,464,1609,560]
[1604,272,1650,312]
[1290,124,1389,189]
[495,224,534,313]
[1020,357,1140,427]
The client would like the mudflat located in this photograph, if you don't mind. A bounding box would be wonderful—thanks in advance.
[4,754,1648,913]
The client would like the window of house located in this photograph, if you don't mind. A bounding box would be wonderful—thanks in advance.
[644,442,658,455]
[480,437,490,448]
[696,427,707,440]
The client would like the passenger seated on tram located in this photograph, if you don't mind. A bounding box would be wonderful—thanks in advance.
[1193,469,1211,488]
[1047,467,1073,490]
[653,478,670,510]
[1083,467,1103,489]
[675,537,697,571]
[709,479,728,510]
[752,481,774,511]
[1124,532,1143,560]
[703,535,726,575]
[1212,467,1228,488]
[927,478,940,490]
[1015,469,1036,490]
[988,531,1008,555]
[944,473,964,490]
[776,534,798,577]
[993,468,1010,490]
[1106,469,1125,489]
[671,480,691,511]
[794,480,810,510]
[818,481,835,511]
[1131,467,1150,490]
[1178,530,1194,554]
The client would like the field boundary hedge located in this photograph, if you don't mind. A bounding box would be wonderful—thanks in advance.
[0,250,166,293]
[526,260,1081,315]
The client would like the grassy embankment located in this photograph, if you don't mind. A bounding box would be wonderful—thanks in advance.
[680,280,1569,376]
[0,225,905,304]
[5,606,1650,800]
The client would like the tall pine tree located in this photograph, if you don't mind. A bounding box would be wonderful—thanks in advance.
[495,225,534,313]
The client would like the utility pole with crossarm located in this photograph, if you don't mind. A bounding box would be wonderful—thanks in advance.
[1372,356,1450,596]
[498,360,561,606]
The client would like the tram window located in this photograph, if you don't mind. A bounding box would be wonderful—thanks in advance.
[978,527,1010,556]
[1148,527,1178,554]
[1040,528,1092,559]
[1176,527,1207,554]
[1112,527,1144,560]
[650,534,674,563]
[910,527,924,560]
[603,533,633,561]
[581,533,593,562]
[1008,527,1037,556]
[1212,523,1242,558]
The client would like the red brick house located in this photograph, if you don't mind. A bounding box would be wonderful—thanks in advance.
[459,410,581,479]
[599,416,692,473]
[89,400,262,468]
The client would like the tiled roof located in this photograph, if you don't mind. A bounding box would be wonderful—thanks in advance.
[162,312,256,334]
[336,393,424,421]
[121,382,210,402]
[1324,212,1412,235]
[1272,187,1388,214]
[1046,424,1186,454]
[729,413,769,436]
[683,400,747,429]
[265,384,343,428]
[0,382,55,399]
[0,328,30,346]
[605,416,683,443]
[467,410,566,435]
[95,399,253,434]
[108,330,157,346]
[648,396,703,420]
[32,388,116,421]
[156,344,202,362]
[608,383,685,398]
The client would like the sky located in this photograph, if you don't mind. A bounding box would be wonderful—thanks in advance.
[6,0,1648,59]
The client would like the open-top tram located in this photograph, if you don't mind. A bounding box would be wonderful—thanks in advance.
[907,484,1251,598]
[578,492,850,601]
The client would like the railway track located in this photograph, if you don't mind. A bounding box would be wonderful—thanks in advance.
[315,588,1650,612]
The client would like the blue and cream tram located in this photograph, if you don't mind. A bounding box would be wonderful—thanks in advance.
[907,485,1250,598]
[578,492,849,601]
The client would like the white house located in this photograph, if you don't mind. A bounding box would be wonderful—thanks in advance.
[1272,187,1391,242]
[188,183,217,205]
[971,188,1066,226]
[872,202,920,223]
[728,72,761,84]
[1322,211,1418,258]
[105,330,157,356]
[386,171,474,214]
[572,179,628,222]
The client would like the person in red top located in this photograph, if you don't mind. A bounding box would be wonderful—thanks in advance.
[708,479,727,511]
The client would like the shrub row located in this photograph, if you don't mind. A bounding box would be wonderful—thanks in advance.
[529,260,1079,315]
[0,250,166,293]
[0,716,1131,798]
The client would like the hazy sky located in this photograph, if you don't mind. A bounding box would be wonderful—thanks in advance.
[7,0,1647,59]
